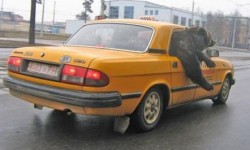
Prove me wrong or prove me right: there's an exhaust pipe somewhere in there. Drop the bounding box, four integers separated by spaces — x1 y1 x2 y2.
34 104 43 110
63 109 73 116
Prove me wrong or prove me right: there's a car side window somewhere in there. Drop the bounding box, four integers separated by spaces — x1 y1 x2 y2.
169 29 184 57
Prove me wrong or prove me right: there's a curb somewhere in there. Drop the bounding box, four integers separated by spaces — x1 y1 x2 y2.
214 46 250 53
0 46 18 48
0 79 4 89
234 65 250 71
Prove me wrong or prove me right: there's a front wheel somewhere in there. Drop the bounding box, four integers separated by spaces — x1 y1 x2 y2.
212 76 231 104
131 87 164 132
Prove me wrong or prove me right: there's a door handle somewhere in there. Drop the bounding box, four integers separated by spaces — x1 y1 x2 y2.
172 62 178 68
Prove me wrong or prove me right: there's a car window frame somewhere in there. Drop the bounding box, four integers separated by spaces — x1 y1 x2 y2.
167 27 186 56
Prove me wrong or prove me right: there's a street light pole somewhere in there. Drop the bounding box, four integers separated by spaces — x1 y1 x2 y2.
231 3 250 49
100 0 105 16
231 12 237 49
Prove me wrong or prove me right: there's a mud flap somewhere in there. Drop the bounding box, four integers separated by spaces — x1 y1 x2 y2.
113 116 130 134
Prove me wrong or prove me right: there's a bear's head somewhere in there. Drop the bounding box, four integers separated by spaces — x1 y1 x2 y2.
188 27 216 51
170 27 216 56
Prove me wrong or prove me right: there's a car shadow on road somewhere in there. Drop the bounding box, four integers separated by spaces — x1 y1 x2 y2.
34 100 230 134
26 100 232 149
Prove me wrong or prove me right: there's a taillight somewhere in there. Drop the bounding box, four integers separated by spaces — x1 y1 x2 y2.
62 65 87 85
8 57 22 73
61 65 109 87
85 69 109 87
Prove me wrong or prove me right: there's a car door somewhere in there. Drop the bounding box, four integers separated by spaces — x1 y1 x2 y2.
168 28 196 105
170 56 196 105
194 62 217 99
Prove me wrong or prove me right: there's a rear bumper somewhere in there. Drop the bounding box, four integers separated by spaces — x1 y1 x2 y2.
3 76 122 108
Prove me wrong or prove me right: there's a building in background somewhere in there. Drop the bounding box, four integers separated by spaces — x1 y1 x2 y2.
0 10 66 34
0 11 24 24
103 0 250 49
66 0 206 34
104 0 206 27
0 0 243 49
0 11 29 31
207 15 250 49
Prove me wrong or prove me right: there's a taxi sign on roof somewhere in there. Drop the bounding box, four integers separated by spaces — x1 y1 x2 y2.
140 16 156 21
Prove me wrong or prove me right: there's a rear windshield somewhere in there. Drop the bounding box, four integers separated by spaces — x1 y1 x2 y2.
65 23 154 52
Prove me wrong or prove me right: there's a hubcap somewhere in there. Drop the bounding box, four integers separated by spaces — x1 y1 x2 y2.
222 78 230 99
143 91 161 125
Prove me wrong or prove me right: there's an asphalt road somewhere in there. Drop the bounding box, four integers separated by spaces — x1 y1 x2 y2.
0 48 250 150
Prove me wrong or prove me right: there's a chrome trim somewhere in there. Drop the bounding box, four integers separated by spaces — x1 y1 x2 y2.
171 81 222 92
171 84 197 92
121 92 142 99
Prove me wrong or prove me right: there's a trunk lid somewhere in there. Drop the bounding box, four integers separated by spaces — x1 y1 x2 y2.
11 46 140 67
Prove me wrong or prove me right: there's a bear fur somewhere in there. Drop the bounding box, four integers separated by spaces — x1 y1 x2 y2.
169 27 216 91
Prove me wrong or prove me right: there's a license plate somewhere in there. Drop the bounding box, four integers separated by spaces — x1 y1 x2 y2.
27 62 59 77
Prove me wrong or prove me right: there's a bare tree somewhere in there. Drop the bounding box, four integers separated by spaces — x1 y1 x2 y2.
76 0 94 23
207 11 227 46
207 10 249 48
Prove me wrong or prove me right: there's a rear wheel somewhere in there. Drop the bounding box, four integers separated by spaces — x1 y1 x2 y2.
212 76 231 104
131 87 164 132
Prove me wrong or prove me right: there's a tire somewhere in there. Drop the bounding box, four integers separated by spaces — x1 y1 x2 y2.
131 87 164 132
212 76 231 104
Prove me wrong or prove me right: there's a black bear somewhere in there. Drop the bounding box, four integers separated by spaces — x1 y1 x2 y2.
169 27 216 91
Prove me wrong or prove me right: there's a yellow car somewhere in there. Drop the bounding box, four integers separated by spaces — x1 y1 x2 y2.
3 19 235 132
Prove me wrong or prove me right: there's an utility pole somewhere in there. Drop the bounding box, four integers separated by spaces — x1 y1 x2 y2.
0 0 3 29
40 0 45 37
108 0 112 18
52 1 56 28
84 0 87 23
1 0 3 10
100 0 105 16
29 0 37 44
191 0 194 26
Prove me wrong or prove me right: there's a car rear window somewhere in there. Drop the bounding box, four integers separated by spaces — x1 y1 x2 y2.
65 23 154 52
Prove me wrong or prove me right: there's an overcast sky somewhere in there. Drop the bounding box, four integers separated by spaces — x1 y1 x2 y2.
2 0 250 22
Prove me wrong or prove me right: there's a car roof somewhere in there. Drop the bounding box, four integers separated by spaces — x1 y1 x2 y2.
89 19 184 30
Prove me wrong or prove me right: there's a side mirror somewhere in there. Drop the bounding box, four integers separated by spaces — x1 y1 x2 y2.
206 49 219 57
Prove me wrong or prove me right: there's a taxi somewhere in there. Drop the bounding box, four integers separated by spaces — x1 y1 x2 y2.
3 19 235 132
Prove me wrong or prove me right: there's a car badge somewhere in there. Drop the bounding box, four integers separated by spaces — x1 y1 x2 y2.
60 55 71 63
40 52 45 57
